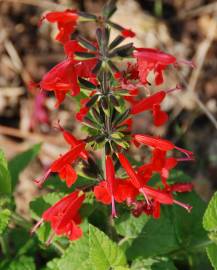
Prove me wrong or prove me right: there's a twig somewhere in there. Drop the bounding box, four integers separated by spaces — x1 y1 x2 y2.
172 2 217 20
0 125 60 145
0 0 68 10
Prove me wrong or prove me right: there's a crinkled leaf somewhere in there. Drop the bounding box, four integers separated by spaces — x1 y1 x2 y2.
115 212 149 239
206 243 217 270
0 150 11 194
131 258 177 270
0 209 11 234
9 144 41 190
4 256 36 270
57 234 91 270
89 224 127 270
203 192 217 232
126 207 179 260
172 192 207 249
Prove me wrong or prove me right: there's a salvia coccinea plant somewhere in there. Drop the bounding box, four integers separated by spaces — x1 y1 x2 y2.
31 0 196 244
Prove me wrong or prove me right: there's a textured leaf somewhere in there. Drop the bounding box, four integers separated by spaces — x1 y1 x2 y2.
131 258 177 270
46 259 61 270
203 192 217 232
115 212 149 239
172 192 207 249
6 256 36 270
206 243 217 270
0 209 11 234
57 235 91 270
126 207 179 260
89 224 127 270
9 144 41 190
0 150 11 194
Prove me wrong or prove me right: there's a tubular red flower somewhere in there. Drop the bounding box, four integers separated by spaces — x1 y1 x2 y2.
131 91 166 114
35 143 86 187
56 123 88 160
169 182 194 193
94 179 138 205
118 153 141 189
31 191 85 242
133 134 174 151
152 104 169 126
40 10 78 44
134 48 176 85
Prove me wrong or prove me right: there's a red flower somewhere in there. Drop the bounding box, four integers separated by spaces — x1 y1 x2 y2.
134 48 176 85
121 28 136 38
35 142 86 187
40 41 96 107
94 179 138 205
133 134 194 162
31 191 85 243
117 152 192 215
131 90 168 126
118 153 142 189
133 134 174 151
40 10 78 44
168 182 193 193
150 148 177 187
94 155 138 217
40 59 80 107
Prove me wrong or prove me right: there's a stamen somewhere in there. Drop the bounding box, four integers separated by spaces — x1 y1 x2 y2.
175 146 195 161
46 232 56 246
177 59 196 68
165 84 182 94
34 168 51 187
111 195 117 218
30 218 43 235
173 199 192 212
139 188 151 206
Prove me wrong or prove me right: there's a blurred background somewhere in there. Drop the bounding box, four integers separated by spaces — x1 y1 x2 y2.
0 0 217 218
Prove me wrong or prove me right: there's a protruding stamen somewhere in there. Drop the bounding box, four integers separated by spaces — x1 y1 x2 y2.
177 59 196 68
30 218 43 235
111 195 117 218
175 146 195 161
34 168 51 187
46 232 56 246
165 84 182 94
139 188 151 206
173 199 192 212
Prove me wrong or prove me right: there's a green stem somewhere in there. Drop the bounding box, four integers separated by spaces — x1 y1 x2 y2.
0 235 9 256
170 239 213 258
11 212 65 254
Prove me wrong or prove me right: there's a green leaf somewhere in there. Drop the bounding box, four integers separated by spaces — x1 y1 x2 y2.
30 192 64 219
206 243 217 270
126 207 179 260
4 256 36 270
8 144 41 190
172 192 207 249
57 235 91 270
115 212 149 239
46 259 61 270
203 192 217 232
131 258 177 270
0 209 11 234
89 224 127 270
0 150 11 194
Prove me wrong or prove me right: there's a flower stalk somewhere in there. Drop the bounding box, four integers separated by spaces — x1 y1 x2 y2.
31 0 196 243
